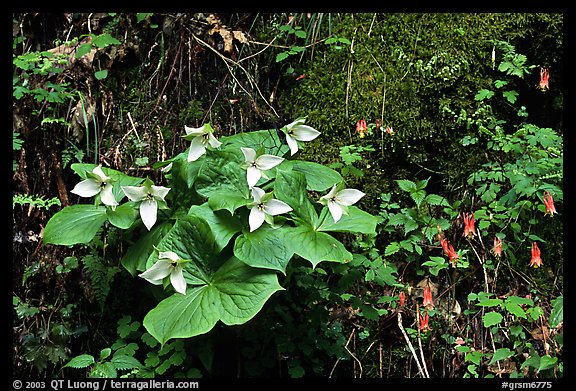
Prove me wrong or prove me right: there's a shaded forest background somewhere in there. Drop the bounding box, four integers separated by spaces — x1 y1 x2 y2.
12 13 563 379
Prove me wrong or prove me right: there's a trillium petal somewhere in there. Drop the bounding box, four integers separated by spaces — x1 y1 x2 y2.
285 135 299 156
184 125 206 137
121 185 148 202
264 199 293 216
292 125 321 141
249 208 266 232
327 201 344 223
92 165 111 182
256 154 284 170
140 199 158 230
247 166 262 188
207 132 223 148
158 250 181 262
336 189 365 206
251 186 266 203
241 147 257 163
188 136 207 161
320 185 338 202
139 260 172 284
170 266 187 295
151 185 170 200
100 184 119 206
71 179 101 198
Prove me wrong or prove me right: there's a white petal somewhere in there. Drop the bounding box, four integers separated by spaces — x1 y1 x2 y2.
207 132 223 148
286 118 306 129
249 208 266 232
292 125 321 141
264 199 293 216
170 266 187 295
336 189 365 206
247 166 262 188
151 185 170 200
188 137 207 161
256 154 284 170
184 125 206 136
158 250 180 262
285 134 299 155
139 260 172 284
320 185 338 202
140 199 158 230
241 147 256 163
92 165 111 181
100 184 119 206
121 185 147 202
328 201 344 223
251 186 266 203
71 179 101 198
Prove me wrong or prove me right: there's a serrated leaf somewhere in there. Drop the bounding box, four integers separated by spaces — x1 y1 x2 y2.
396 179 417 192
504 302 526 319
385 243 400 256
424 194 449 206
111 354 143 370
64 354 95 369
410 190 426 207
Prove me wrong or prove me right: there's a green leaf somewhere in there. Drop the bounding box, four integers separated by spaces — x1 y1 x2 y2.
504 302 526 319
520 355 540 370
483 311 503 327
195 149 249 201
384 243 400 256
538 355 558 371
465 351 484 365
121 221 173 275
207 191 250 214
424 194 449 206
143 257 284 344
276 52 289 62
549 296 563 328
317 206 381 235
274 168 318 225
111 355 143 370
75 43 93 59
475 89 494 101
44 205 108 245
188 203 242 252
64 354 95 369
233 225 295 273
410 190 426 207
106 202 138 229
476 298 503 307
285 225 352 268
100 348 112 360
488 348 514 365
221 129 289 157
290 160 343 191
396 179 417 192
94 69 108 80
92 33 121 48
502 90 519 104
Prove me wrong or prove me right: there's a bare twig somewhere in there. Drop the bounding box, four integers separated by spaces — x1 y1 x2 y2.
397 312 427 378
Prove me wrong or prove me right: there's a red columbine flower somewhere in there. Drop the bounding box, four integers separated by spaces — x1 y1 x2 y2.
385 126 394 135
529 242 543 268
441 238 460 266
399 291 406 307
422 286 434 309
493 237 503 258
419 310 431 332
539 67 550 91
463 212 476 239
543 191 557 217
355 119 367 138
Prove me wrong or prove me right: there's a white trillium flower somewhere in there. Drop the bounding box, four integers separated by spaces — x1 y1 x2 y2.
139 250 188 295
241 147 285 188
183 124 223 162
283 118 321 156
122 180 171 230
319 184 365 223
248 186 293 232
71 165 118 206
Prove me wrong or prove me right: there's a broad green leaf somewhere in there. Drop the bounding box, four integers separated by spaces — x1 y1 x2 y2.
195 149 249 200
143 257 284 344
233 225 295 273
483 311 503 327
111 355 143 370
538 355 558 371
424 194 449 206
44 204 108 245
317 206 381 235
290 160 343 191
488 348 514 365
64 354 95 368
100 348 112 360
92 33 121 48
106 201 138 229
549 296 563 328
370 263 398 287
94 69 108 80
220 129 289 156
285 225 352 268
504 302 526 319
274 169 318 225
465 351 484 365
207 191 250 214
188 203 242 251
121 221 172 275
476 298 503 307
396 179 417 192
520 355 540 370
75 43 93 59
